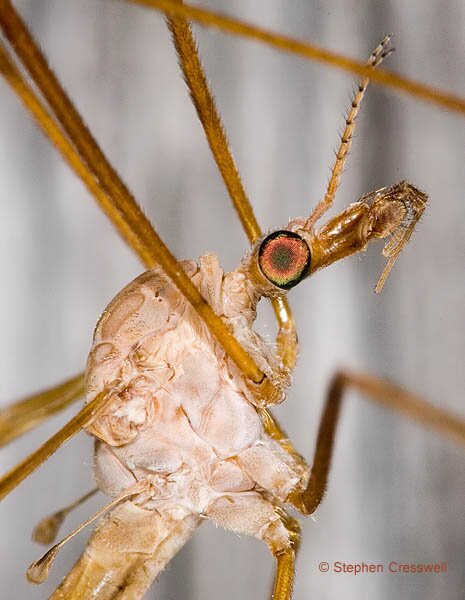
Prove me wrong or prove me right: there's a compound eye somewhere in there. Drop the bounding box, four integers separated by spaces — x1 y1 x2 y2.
258 230 311 290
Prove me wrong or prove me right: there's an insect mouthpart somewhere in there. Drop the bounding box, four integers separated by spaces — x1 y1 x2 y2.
258 230 311 290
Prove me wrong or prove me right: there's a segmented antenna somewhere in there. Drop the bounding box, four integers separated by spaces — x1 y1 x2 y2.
307 35 394 228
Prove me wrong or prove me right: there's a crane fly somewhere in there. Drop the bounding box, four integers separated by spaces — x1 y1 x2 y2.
1 2 463 598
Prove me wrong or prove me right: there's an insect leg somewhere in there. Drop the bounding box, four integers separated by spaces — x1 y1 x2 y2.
0 389 110 501
167 6 298 372
0 373 84 447
273 547 297 600
167 5 259 243
287 370 465 516
0 41 154 262
126 0 465 115
0 1 269 389
0 1 154 268
206 493 300 600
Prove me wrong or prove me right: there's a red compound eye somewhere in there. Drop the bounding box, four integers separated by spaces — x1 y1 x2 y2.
258 231 311 289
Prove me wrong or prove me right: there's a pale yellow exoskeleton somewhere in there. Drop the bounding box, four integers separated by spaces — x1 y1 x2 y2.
0 2 464 599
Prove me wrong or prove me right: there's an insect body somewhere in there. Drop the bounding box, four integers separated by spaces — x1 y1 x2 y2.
38 176 426 597
59 257 304 596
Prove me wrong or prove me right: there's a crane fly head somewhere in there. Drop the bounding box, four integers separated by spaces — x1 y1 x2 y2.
248 182 428 297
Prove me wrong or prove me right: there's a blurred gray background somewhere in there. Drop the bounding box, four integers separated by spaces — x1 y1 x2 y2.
0 1 464 599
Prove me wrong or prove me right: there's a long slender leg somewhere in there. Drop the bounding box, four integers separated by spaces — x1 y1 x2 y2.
206 493 300 600
124 0 465 115
0 1 283 499
273 549 296 600
0 389 110 501
0 373 84 447
288 370 465 516
0 2 272 388
167 5 259 243
0 42 123 466
307 36 393 227
0 64 290 456
167 6 298 372
0 43 156 264
0 34 170 443
0 2 288 450
0 0 156 268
